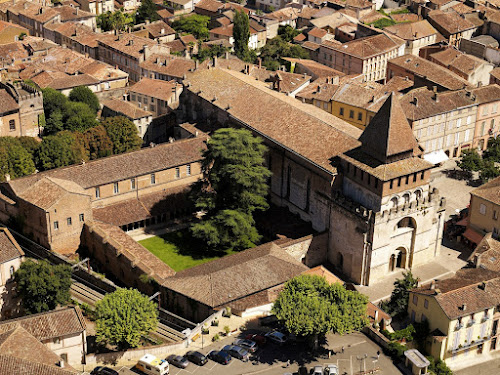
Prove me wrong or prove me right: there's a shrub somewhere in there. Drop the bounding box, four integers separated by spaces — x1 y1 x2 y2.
212 333 220 342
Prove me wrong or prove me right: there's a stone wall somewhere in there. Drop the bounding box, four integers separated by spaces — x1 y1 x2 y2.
281 232 328 267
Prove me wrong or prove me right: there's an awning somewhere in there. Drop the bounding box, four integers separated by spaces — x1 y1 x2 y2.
456 216 469 226
424 150 449 165
463 228 484 244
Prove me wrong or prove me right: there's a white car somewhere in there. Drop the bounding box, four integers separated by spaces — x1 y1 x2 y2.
265 331 288 345
312 365 323 375
325 364 339 375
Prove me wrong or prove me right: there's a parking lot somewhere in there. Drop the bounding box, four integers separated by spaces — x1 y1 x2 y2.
118 331 402 375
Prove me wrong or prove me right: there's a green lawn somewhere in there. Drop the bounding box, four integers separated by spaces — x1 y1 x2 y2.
138 230 236 272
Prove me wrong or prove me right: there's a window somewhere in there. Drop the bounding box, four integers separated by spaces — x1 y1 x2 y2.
67 217 72 226
390 180 393 189
79 213 84 222
421 313 427 322
95 187 100 198
131 178 135 189
466 116 471 125
9 120 15 131
424 299 429 309
339 107 344 116
10 265 15 277
186 164 191 176
456 118 462 128
357 112 362 121
465 129 470 141
175 167 180 178
150 173 156 184
494 210 498 220
480 203 487 215
54 221 59 230
413 295 418 305
349 110 354 119
113 182 119 194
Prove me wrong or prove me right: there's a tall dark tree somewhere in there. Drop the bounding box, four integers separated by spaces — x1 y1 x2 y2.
69 86 100 115
172 14 210 40
484 137 500 162
0 137 36 181
190 128 271 250
278 25 300 42
480 160 500 182
136 0 160 24
83 125 114 160
380 271 419 318
37 131 86 171
101 116 142 154
259 36 309 70
64 102 99 132
14 259 72 314
457 149 483 173
233 10 251 61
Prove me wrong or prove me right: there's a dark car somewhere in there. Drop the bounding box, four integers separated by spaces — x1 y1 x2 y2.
186 351 208 366
222 345 250 362
90 367 119 375
208 350 232 365
245 333 267 346
167 355 189 369
233 338 258 353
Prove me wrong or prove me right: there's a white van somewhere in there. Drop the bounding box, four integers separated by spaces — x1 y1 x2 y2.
136 354 169 375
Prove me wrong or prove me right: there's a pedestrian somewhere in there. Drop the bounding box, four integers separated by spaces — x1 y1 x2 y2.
286 360 290 368
328 350 331 359
342 346 345 354
376 350 380 359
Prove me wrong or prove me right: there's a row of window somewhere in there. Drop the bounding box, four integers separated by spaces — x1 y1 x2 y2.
95 165 191 198
478 203 499 220
339 107 363 122
482 103 498 116
54 214 84 230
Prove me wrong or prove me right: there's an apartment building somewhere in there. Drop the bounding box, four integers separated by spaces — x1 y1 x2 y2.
317 33 405 82
471 85 500 151
75 0 114 15
408 269 500 369
128 78 183 117
209 24 260 50
383 20 438 56
101 98 153 141
467 176 500 245
427 10 477 47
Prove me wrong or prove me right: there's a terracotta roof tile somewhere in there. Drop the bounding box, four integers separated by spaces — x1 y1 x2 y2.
428 10 476 35
384 20 437 40
430 48 490 76
471 175 500 205
195 0 223 12
468 233 500 272
321 33 404 59
140 55 195 78
0 228 23 264
102 98 152 119
283 58 346 79
0 89 18 114
0 354 77 375
308 27 327 38
129 77 181 102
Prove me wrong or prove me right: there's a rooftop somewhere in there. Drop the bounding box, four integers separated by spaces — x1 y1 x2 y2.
471 174 500 205
102 98 152 119
383 20 437 41
321 33 404 59
0 227 24 264
283 58 346 79
427 10 477 35
430 48 491 76
129 78 181 102
468 232 500 272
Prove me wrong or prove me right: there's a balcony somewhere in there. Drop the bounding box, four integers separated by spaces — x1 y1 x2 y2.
450 336 491 354
467 320 476 327
482 315 490 323
455 323 464 331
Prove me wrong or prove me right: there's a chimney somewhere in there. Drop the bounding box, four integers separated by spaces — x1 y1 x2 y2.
5 174 10 182
432 86 439 102
430 280 436 290
462 303 467 311
479 281 487 290
374 309 379 322
412 97 418 107
213 55 218 68
318 86 322 93
75 7 79 15
161 28 165 34
143 44 149 60
258 57 262 69
58 360 65 368
129 39 134 46
195 59 199 70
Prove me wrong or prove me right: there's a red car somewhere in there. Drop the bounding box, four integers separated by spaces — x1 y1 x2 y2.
245 333 267 346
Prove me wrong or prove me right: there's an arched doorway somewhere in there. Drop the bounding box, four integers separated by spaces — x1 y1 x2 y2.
389 254 396 272
396 247 407 268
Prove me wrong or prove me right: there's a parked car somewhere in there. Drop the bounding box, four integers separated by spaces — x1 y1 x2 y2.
312 365 324 375
324 364 339 375
265 331 288 345
245 333 267 346
186 351 208 366
233 338 258 353
91 367 118 375
222 345 250 362
259 315 279 327
208 350 232 365
167 355 188 369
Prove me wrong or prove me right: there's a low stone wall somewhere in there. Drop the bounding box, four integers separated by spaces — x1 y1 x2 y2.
363 326 391 350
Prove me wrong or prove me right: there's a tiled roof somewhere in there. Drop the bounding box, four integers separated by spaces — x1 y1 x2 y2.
266 7 300 21
471 175 500 204
301 40 321 51
296 78 338 102
390 13 420 23
427 10 476 35
0 89 18 114
468 232 500 272
31 71 100 90
0 227 24 264
185 68 361 173
430 48 490 76
143 20 175 38
6 136 208 191
283 58 346 79
0 307 86 341
272 71 311 94
89 221 175 282
97 33 158 59
411 268 500 319
308 27 327 38
491 67 500 81
162 242 309 307
0 354 77 375
388 54 470 91
195 0 223 12
321 33 404 59
157 9 174 19
383 20 437 40
129 77 181 102
359 93 418 161
346 0 372 8
471 84 500 104
55 5 94 21
102 98 152 119
140 55 195 78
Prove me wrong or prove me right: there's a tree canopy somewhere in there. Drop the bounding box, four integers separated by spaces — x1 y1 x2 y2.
69 86 100 115
190 128 271 250
278 25 300 42
82 125 114 160
259 36 309 70
136 0 160 24
37 131 86 170
64 101 99 132
14 259 72 314
196 44 229 62
457 149 483 173
95 288 159 348
380 271 419 318
233 10 252 62
0 137 36 181
101 116 142 154
273 275 369 339
97 10 134 32
172 14 210 40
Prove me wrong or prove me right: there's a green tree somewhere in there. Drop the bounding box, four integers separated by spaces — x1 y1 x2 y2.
380 271 419 318
64 102 98 132
95 288 159 348
233 10 251 62
457 149 483 173
273 275 368 344
42 88 68 124
69 86 100 115
37 131 86 170
196 44 229 62
14 259 72 314
427 356 453 375
278 25 300 42
484 137 500 162
190 128 271 250
97 10 134 32
259 36 309 70
83 125 114 160
0 137 36 181
136 0 160 24
101 116 142 154
480 160 500 182
44 110 65 134
172 14 210 40
18 136 41 160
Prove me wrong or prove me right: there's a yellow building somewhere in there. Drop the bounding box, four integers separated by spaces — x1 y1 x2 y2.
408 269 500 370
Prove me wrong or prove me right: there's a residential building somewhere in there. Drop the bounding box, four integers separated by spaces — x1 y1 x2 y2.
468 232 500 272
471 84 500 151
140 55 195 83
491 67 500 85
296 77 338 114
0 136 207 252
75 0 114 15
209 24 260 50
0 81 43 137
163 0 194 15
0 228 24 319
114 0 140 11
408 269 500 369
427 10 477 47
97 33 170 82
429 48 494 87
284 57 346 80
43 21 101 59
128 78 183 117
387 54 470 91
307 27 332 44
263 7 299 28
467 176 500 245
383 20 438 56
460 35 500 62
101 98 153 141
0 306 87 365
132 20 176 43
0 20 28 44
317 33 405 82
